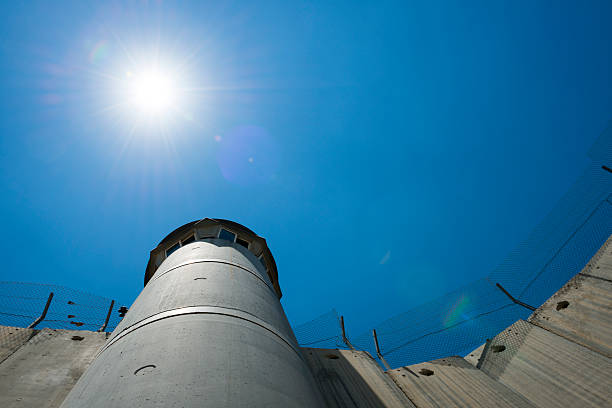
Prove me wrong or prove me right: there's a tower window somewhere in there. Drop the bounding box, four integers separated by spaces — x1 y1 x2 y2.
236 238 249 248
218 228 236 243
259 255 267 270
166 242 180 257
182 235 195 246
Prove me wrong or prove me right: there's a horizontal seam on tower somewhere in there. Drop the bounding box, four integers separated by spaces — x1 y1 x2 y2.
98 305 303 360
110 303 272 343
150 258 276 294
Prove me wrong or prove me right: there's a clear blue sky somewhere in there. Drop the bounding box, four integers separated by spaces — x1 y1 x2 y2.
0 1 610 335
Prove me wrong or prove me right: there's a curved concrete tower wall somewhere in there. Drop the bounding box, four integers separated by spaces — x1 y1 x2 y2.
60 225 324 407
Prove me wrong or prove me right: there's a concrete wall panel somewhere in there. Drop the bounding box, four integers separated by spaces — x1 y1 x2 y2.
582 235 612 281
0 328 107 408
479 319 612 408
463 343 486 367
0 326 36 363
388 356 535 408
301 348 414 408
528 274 612 357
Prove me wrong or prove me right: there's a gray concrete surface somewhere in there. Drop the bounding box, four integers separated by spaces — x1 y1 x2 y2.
0 231 609 408
528 273 612 357
0 328 107 408
62 313 325 408
464 343 486 367
0 326 36 364
479 319 612 408
301 347 414 407
388 356 535 408
582 234 612 281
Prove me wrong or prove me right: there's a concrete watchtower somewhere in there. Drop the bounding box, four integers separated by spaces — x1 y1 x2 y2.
60 218 325 407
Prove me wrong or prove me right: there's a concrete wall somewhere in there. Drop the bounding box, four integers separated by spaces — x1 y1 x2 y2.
0 327 107 408
387 356 535 408
1 234 610 408
582 234 612 281
0 326 37 364
528 273 611 356
478 319 611 408
384 235 612 408
463 343 486 367
301 347 413 407
528 236 612 357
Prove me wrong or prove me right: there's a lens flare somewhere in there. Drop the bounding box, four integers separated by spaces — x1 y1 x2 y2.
443 294 470 328
216 125 280 186
89 40 111 65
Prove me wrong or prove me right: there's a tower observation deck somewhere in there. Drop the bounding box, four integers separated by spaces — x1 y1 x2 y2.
60 218 325 407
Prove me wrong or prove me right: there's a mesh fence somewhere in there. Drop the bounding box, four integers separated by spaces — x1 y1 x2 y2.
292 309 349 349
0 281 124 333
294 124 612 368
1 125 611 370
477 319 537 381
344 125 612 368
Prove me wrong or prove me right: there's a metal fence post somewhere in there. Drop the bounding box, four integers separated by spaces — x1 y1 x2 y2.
340 316 355 350
372 329 391 370
28 292 54 329
495 283 536 311
476 338 492 369
98 300 115 332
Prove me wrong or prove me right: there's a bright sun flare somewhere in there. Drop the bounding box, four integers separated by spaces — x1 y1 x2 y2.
128 70 178 115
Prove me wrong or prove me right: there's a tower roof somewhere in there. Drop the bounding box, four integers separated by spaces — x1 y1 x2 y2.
144 218 281 297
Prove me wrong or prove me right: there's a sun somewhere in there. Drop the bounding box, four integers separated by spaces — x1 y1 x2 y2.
127 70 178 115
105 61 191 134
97 53 197 133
